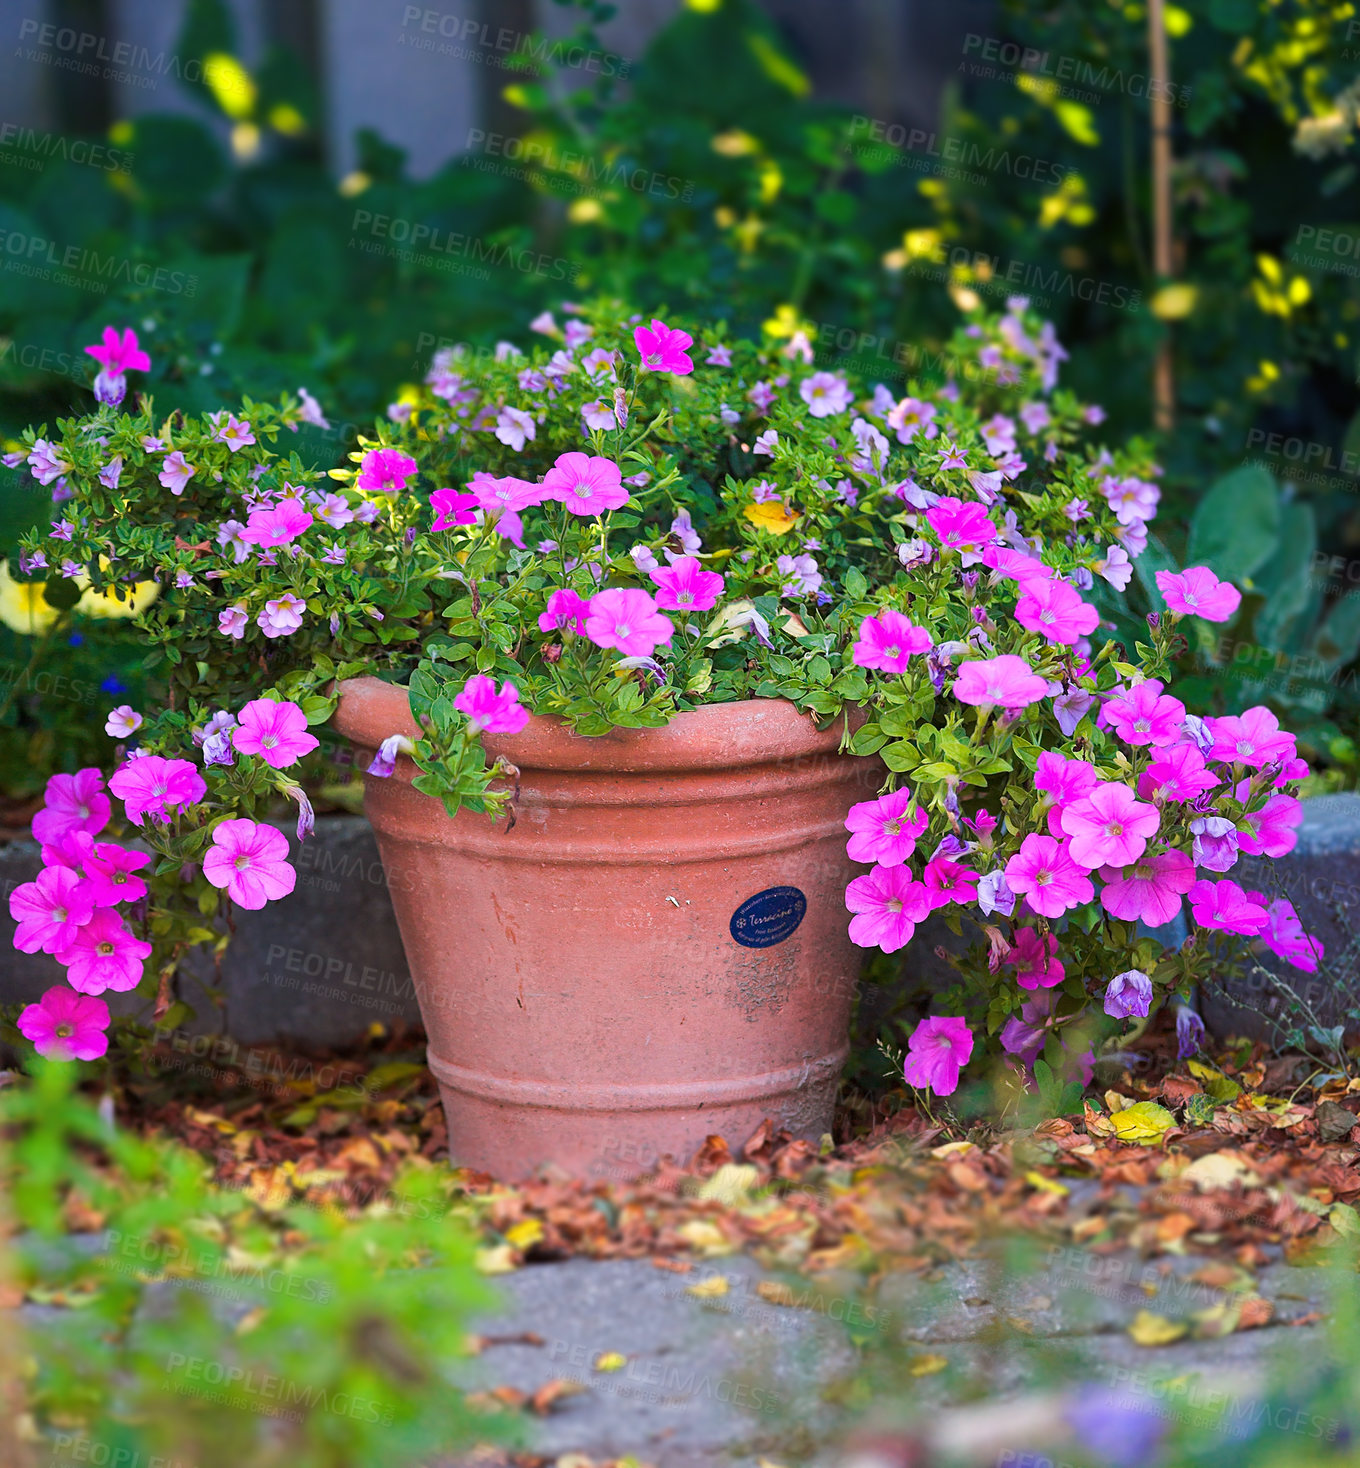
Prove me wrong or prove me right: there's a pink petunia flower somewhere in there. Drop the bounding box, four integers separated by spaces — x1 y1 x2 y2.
953 655 1049 709
1236 786 1303 858
585 588 674 657
84 843 152 906
647 557 725 613
1058 783 1160 870
105 706 142 739
9 867 96 954
40 829 95 871
538 587 592 636
430 488 479 530
852 609 933 673
845 787 929 866
925 498 998 556
257 593 306 639
32 769 110 844
1103 679 1186 748
542 452 629 517
56 908 152 994
1000 992 1055 1066
1098 849 1195 926
469 472 543 548
799 372 854 417
633 319 694 375
981 544 1051 587
213 414 255 452
1035 752 1100 805
108 755 206 826
203 819 297 910
887 397 938 444
1005 833 1095 918
922 858 979 908
1008 927 1064 989
219 603 248 640
902 1015 974 1096
18 986 111 1061
232 699 320 769
239 500 313 548
1103 475 1160 525
1155 566 1242 623
1138 743 1219 804
158 451 195 496
453 675 529 735
1205 706 1295 770
1013 578 1100 646
1187 878 1270 936
845 865 934 952
357 448 418 492
85 325 151 376
1252 895 1324 972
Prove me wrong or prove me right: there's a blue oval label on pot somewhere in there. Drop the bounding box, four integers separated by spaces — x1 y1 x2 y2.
730 886 807 948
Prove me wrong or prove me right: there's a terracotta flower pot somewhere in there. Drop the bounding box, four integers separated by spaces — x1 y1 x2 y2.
331 675 881 1181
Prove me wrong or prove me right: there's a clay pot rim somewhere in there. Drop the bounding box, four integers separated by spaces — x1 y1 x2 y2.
332 674 861 773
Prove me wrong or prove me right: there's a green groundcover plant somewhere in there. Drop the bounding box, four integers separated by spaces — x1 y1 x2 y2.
0 297 1327 1103
1 1060 505 1466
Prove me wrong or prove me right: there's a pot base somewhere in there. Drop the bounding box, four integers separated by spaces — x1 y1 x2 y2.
427 1045 847 1180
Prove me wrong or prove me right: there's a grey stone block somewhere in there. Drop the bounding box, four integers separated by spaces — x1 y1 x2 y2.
1201 793 1360 1045
214 815 421 1048
1 816 418 1051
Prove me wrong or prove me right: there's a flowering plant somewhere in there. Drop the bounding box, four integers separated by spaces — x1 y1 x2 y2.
3 303 1322 1103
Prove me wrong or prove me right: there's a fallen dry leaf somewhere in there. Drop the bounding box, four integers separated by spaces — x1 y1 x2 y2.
1128 1310 1189 1347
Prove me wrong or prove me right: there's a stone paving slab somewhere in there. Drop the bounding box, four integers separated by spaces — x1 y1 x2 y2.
15 1244 1344 1467
458 1254 1339 1466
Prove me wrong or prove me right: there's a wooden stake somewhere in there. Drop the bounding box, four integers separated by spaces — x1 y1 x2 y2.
1149 0 1175 432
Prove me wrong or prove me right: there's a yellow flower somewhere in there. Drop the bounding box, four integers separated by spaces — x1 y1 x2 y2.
77 576 159 620
743 501 801 534
0 561 60 635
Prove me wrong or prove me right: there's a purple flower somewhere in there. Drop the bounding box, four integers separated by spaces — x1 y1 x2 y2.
1180 713 1215 756
1065 1388 1166 1468
1176 1006 1206 1059
202 730 235 766
28 439 70 486
975 869 1016 917
1103 970 1152 1019
285 785 315 841
1190 814 1240 872
1052 687 1096 737
367 734 414 778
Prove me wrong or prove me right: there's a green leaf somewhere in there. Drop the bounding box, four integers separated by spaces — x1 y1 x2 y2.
880 740 920 772
1186 465 1280 583
1208 0 1256 30
1315 591 1360 669
1133 531 1180 612
1253 502 1317 651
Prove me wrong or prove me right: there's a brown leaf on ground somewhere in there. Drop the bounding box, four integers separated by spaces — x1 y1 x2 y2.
530 1379 588 1415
